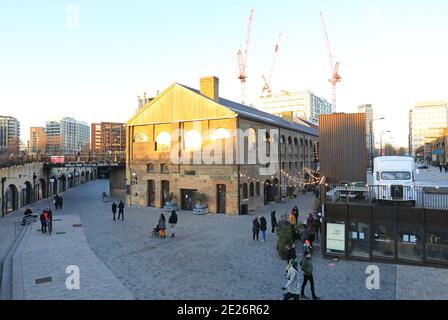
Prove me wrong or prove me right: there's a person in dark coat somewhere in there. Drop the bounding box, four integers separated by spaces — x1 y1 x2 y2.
117 201 125 220
293 206 299 225
53 194 59 210
58 196 63 210
286 242 297 262
259 216 267 241
111 202 117 221
46 208 53 235
252 217 260 241
306 214 317 246
168 210 178 238
300 252 320 300
271 211 278 233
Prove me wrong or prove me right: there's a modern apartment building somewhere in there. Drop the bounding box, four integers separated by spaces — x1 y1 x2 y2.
358 104 374 168
45 117 90 154
91 122 126 154
409 101 448 157
0 116 20 154
29 127 47 154
257 90 332 125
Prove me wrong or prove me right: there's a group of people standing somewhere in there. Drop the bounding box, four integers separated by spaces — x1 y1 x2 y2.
251 210 280 242
439 163 448 173
154 211 178 239
53 194 63 210
282 206 322 300
111 201 125 221
39 208 53 234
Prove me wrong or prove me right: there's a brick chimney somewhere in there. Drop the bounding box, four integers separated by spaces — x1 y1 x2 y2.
200 76 219 102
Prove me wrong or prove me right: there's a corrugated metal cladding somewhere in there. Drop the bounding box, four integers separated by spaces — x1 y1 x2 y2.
318 113 367 184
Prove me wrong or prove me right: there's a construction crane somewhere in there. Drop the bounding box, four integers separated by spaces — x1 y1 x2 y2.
262 33 282 95
320 11 341 112
237 9 254 105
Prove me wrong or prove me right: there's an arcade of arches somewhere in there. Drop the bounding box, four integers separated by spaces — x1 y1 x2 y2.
1 163 98 216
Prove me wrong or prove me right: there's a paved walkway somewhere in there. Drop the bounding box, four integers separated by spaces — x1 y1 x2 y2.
20 214 133 299
2 179 448 299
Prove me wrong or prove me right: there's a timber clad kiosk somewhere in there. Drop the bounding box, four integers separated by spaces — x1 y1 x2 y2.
322 202 448 267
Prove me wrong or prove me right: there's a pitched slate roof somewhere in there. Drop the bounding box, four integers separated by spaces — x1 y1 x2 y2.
179 84 318 137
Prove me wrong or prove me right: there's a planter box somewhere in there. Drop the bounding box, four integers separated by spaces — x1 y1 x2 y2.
193 207 208 215
163 203 178 212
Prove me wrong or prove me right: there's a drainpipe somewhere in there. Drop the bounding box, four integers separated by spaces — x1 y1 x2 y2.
1 177 6 217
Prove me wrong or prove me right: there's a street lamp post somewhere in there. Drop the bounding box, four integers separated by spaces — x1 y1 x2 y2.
380 130 391 156
370 117 385 169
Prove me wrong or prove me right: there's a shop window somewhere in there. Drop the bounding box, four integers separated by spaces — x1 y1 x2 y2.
426 229 448 263
348 222 369 258
398 226 423 262
371 224 395 258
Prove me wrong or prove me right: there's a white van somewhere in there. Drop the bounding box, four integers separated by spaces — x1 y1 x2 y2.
373 156 416 203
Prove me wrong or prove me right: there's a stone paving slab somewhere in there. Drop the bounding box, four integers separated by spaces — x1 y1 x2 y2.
20 214 134 300
396 265 448 300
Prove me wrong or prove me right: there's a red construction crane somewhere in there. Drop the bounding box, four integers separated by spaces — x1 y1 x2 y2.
262 33 282 95
320 11 341 112
237 9 254 105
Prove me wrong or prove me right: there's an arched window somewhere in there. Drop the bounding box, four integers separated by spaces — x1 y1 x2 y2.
250 182 255 197
134 132 148 143
146 163 155 173
242 183 248 200
305 139 309 147
289 162 292 170
287 136 292 145
300 138 303 146
160 163 169 173
155 132 171 151
265 132 271 156
211 128 230 140
248 128 256 152
184 130 202 151
281 135 286 144
256 182 260 196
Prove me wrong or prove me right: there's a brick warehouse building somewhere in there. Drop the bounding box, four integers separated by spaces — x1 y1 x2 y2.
126 76 318 215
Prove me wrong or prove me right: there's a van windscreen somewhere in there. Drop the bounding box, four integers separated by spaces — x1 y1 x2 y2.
380 171 411 180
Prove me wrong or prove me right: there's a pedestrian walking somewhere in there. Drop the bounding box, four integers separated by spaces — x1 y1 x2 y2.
40 210 48 233
306 214 317 246
271 211 278 233
303 239 313 257
53 194 59 210
259 216 267 241
252 217 260 241
282 260 301 300
315 212 322 242
117 200 125 220
440 164 443 173
158 214 166 239
300 252 320 300
111 202 117 221
47 208 53 235
293 206 299 225
168 210 178 238
58 196 63 210
289 210 296 226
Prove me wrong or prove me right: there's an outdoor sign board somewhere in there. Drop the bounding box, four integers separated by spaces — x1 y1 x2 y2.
50 156 65 164
326 223 345 251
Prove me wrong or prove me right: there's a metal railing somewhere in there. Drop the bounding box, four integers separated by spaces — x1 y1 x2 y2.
323 183 448 210
0 152 125 168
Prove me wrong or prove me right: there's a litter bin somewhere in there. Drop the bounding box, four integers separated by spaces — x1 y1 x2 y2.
240 204 248 215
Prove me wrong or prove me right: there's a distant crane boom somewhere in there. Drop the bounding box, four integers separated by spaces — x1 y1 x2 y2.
319 11 341 112
237 9 254 105
262 33 282 94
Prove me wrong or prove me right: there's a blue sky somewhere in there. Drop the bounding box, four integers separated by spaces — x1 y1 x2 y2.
1 0 448 147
